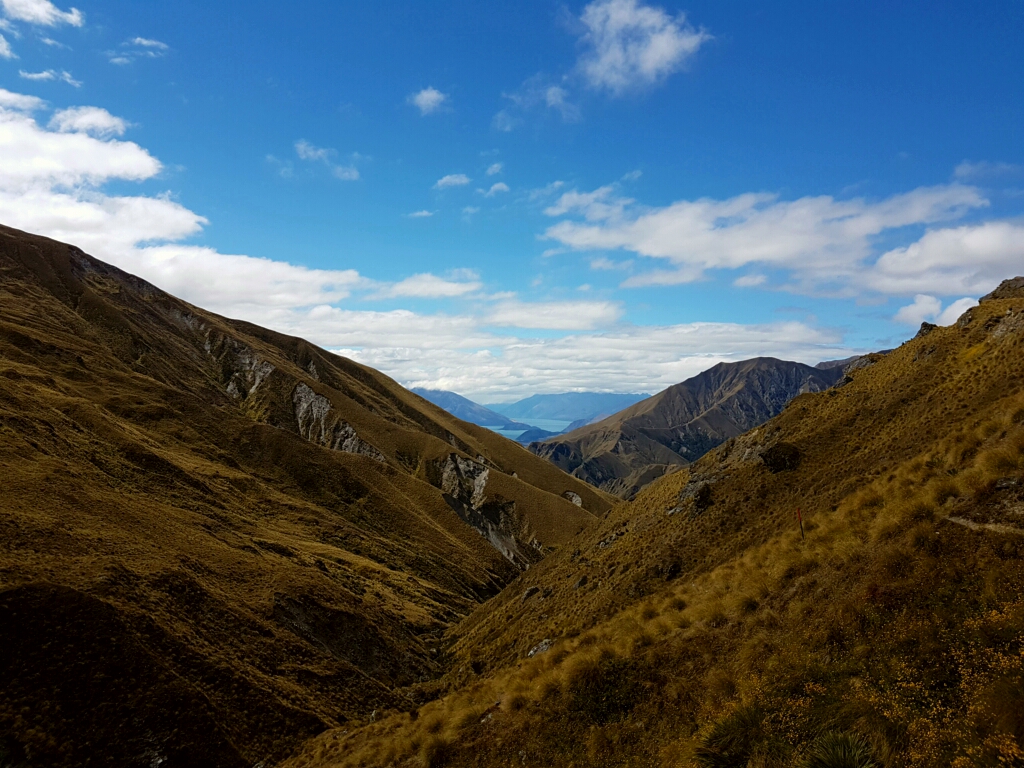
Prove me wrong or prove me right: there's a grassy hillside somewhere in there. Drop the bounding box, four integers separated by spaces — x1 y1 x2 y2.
285 280 1024 767
0 225 613 768
531 358 842 498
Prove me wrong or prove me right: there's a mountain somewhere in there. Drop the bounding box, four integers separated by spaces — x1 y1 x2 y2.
409 388 530 431
486 392 651 422
286 278 1024 768
0 225 613 768
530 358 844 498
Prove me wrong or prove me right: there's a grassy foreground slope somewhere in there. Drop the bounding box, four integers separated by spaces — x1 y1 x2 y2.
0 225 611 768
287 279 1024 767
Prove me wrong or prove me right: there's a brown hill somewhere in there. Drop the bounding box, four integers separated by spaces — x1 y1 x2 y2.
0 225 613 768
531 358 843 498
286 279 1024 767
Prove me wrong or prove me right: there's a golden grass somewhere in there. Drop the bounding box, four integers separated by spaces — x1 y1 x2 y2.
284 293 1024 768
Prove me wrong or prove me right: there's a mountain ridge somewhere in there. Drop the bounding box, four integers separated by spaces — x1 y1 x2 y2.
530 357 844 498
0 224 613 767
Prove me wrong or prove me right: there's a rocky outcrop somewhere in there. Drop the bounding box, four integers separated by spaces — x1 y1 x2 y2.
981 276 1024 302
436 454 541 570
292 383 386 462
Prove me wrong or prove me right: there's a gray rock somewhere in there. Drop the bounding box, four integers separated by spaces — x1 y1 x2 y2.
522 586 539 602
527 638 552 657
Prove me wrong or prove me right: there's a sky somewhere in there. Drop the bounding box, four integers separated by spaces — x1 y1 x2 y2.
1 0 1022 401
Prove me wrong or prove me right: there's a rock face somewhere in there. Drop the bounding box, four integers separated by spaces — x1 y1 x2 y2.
293 383 386 462
437 454 542 569
981 276 1024 301
530 358 843 498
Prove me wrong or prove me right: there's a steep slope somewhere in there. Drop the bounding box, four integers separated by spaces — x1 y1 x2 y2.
410 388 531 431
531 358 843 498
287 279 1024 768
0 225 612 768
487 392 650 422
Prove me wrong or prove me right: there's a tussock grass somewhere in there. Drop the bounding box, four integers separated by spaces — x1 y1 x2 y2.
285 297 1024 767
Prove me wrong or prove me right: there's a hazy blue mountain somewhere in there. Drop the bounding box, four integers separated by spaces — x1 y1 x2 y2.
411 388 531 430
486 393 651 423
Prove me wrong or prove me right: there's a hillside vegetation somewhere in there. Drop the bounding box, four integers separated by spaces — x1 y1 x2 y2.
0 225 613 768
531 358 843 498
286 279 1024 767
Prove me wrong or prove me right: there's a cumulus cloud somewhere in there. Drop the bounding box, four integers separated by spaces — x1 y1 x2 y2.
49 106 128 137
543 182 991 295
0 88 863 401
294 139 359 181
335 319 849 401
129 36 168 50
867 222 1024 296
19 68 80 86
434 173 470 189
486 162 503 176
483 182 509 197
0 32 14 58
0 87 43 110
486 299 623 330
374 272 482 299
953 160 1023 180
406 210 434 218
1 0 82 26
408 86 447 115
894 295 977 327
577 0 710 93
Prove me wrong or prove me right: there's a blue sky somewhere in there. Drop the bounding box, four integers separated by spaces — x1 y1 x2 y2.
1 0 1022 400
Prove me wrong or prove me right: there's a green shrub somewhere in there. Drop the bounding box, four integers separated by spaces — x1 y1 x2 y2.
693 704 765 768
801 732 877 768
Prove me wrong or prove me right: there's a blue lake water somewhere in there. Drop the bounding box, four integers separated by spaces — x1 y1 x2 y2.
489 419 574 441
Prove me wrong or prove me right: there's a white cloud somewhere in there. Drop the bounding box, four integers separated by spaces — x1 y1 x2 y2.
486 299 623 330
867 221 1024 296
49 106 128 137
954 160 1023 180
129 36 168 50
894 294 942 326
0 88 863 401
577 0 710 93
462 206 480 215
375 273 482 299
19 68 80 86
0 87 42 110
434 173 470 189
590 256 632 270
1 0 82 26
336 319 849 401
294 139 359 181
108 56 130 65
0 32 14 58
406 210 434 218
0 102 158 188
408 86 447 115
484 182 509 197
894 294 978 327
621 169 642 181
40 36 67 48
495 75 581 129
543 183 989 294
486 162 503 176
734 273 767 288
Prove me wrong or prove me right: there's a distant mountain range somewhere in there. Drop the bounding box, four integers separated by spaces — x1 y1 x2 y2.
485 392 651 422
410 388 532 431
530 358 845 498
414 390 651 444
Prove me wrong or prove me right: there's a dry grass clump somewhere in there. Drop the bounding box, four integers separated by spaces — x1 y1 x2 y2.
285 300 1024 768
